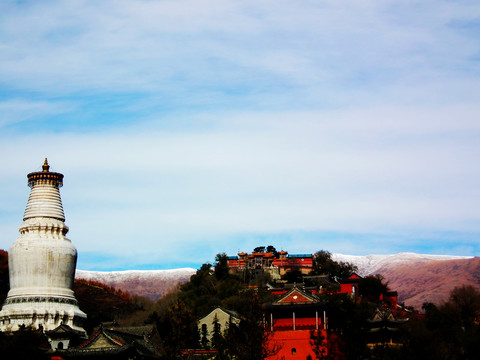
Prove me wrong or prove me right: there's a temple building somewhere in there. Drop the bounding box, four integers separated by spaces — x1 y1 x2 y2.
264 286 328 359
54 323 162 359
366 306 408 350
227 250 314 280
0 159 86 337
197 307 241 344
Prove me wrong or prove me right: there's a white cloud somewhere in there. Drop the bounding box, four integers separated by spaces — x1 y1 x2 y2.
1 104 479 267
0 0 478 105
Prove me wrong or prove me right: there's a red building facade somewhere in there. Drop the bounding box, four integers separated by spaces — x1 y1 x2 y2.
227 251 313 277
264 286 328 360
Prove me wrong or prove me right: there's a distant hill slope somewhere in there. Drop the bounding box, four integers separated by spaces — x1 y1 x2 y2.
74 279 140 333
75 268 196 301
333 253 479 309
332 252 472 276
375 257 480 310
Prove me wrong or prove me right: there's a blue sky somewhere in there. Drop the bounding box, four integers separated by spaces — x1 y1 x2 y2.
0 0 479 270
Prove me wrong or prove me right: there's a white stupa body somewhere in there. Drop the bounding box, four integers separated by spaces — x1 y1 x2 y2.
0 160 86 334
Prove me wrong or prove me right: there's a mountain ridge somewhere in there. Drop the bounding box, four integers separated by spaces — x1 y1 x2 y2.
75 253 478 309
331 252 472 276
76 268 195 301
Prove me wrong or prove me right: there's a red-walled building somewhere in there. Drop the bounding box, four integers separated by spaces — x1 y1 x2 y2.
338 272 361 296
264 286 328 360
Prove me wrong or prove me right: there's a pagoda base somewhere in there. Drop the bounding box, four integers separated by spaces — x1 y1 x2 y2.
0 297 86 335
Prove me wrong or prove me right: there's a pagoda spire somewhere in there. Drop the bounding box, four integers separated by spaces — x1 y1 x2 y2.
42 158 49 172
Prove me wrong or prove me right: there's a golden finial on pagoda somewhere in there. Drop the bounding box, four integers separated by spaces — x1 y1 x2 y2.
42 158 49 172
27 158 63 188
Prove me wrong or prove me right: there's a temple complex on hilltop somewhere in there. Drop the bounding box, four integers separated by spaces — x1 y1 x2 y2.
0 159 86 342
227 250 314 279
222 248 407 358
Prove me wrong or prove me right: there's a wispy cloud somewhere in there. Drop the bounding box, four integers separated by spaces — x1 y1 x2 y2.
1 1 479 104
0 99 74 127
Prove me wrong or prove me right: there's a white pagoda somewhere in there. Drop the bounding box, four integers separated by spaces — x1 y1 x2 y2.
0 159 86 335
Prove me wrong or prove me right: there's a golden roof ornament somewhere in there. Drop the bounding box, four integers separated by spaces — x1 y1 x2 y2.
42 158 50 172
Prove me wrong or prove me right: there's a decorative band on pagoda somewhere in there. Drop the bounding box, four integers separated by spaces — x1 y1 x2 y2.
27 172 64 188
3 296 78 306
26 158 64 188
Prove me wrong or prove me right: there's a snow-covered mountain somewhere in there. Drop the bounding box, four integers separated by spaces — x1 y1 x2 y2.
75 268 196 301
332 253 478 309
75 253 478 309
76 268 196 283
331 252 472 276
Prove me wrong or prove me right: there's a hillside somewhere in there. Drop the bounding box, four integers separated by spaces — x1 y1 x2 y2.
333 253 479 309
375 257 480 309
73 279 142 333
332 252 471 276
0 250 8 306
75 268 195 301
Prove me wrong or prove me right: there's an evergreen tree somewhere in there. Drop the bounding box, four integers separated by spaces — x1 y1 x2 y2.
200 323 209 349
312 250 358 279
214 253 230 280
224 289 280 360
155 299 199 359
253 246 266 253
358 275 389 302
266 245 278 257
212 314 222 349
